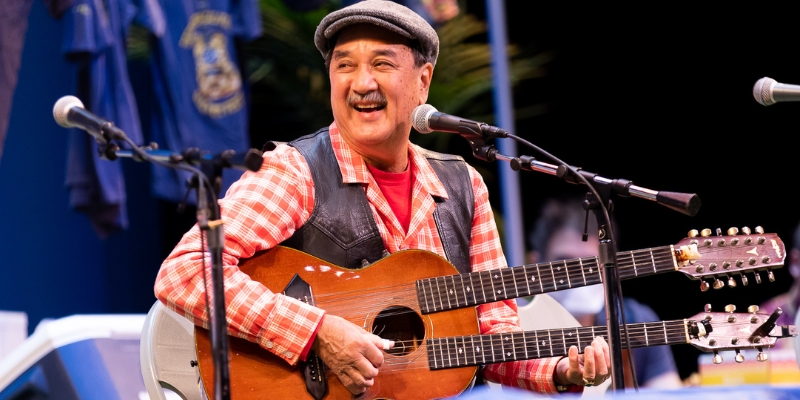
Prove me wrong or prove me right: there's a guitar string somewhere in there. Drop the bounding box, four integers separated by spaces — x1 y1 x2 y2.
379 329 695 371
374 320 770 372
302 245 773 318
308 250 677 313
311 255 756 318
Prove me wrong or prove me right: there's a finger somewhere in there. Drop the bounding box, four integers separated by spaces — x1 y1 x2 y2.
368 333 395 351
592 337 609 378
336 371 364 395
362 335 387 368
567 345 581 384
583 344 596 381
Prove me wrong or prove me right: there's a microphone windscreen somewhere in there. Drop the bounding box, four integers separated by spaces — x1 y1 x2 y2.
53 95 84 127
753 77 776 106
411 104 437 134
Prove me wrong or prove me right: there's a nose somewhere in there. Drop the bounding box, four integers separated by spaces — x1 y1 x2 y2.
352 65 379 94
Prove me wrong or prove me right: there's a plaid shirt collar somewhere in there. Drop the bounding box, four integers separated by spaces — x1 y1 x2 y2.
329 122 450 200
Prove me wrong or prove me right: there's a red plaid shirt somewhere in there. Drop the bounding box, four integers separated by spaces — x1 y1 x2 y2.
154 123 562 393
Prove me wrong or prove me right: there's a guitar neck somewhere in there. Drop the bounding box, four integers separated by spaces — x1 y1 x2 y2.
417 245 677 314
426 319 689 370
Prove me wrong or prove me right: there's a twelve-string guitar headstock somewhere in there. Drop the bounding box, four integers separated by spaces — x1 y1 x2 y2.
673 226 785 292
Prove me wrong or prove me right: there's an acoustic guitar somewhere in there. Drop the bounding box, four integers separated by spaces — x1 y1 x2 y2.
195 230 789 399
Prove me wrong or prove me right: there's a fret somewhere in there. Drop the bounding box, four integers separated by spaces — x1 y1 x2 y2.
442 276 453 311
448 275 461 309
465 273 476 306
564 260 572 288
487 333 498 363
427 338 439 369
509 267 520 299
547 329 553 358
643 322 649 347
560 328 567 355
630 250 638 276
445 337 454 368
477 270 488 305
522 265 533 295
549 262 557 292
434 276 445 312
489 269 503 301
532 329 540 358
579 258 587 286
650 250 657 274
522 330 529 360
458 336 467 366
535 263 544 294
417 280 431 314
662 321 669 345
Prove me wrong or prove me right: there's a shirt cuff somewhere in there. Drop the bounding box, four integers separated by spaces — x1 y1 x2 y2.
300 314 324 361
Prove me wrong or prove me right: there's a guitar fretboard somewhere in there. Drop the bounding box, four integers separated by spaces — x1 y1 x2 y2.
426 319 689 370
417 246 676 314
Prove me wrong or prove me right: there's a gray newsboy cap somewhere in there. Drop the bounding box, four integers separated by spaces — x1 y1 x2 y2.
314 0 439 67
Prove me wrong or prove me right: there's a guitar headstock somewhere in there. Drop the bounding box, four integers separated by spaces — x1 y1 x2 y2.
687 304 798 364
673 226 785 291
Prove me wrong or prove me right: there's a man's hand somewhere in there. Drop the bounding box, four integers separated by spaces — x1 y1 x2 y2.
312 315 393 395
555 336 611 388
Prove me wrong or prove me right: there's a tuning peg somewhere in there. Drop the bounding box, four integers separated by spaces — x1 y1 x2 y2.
716 228 723 236
712 351 723 364
741 226 751 235
735 350 745 363
704 304 713 312
727 275 737 288
725 304 736 312
741 274 749 286
700 281 710 292
700 228 712 237
754 272 762 284
757 348 768 362
713 278 725 290
727 227 739 236
688 229 699 238
767 269 775 282
755 226 764 234
748 305 760 313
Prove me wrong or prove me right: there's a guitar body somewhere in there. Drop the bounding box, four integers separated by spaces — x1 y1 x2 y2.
195 246 480 400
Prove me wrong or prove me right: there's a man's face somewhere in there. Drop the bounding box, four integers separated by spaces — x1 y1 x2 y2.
329 24 432 167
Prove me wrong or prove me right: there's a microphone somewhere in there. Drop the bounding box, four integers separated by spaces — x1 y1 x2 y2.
753 77 800 106
53 95 126 144
411 104 509 138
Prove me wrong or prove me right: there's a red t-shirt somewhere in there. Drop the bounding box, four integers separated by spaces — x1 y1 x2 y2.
365 163 413 233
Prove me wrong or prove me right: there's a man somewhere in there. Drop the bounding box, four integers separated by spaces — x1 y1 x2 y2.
154 0 610 396
525 195 683 389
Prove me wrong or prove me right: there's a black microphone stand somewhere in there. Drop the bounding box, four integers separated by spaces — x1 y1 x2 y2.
450 130 699 392
95 133 263 400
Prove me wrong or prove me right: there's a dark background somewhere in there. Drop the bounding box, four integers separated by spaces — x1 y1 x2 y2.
472 2 800 378
1 0 798 383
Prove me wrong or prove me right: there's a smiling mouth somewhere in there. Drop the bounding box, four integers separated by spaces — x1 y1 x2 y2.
354 104 386 113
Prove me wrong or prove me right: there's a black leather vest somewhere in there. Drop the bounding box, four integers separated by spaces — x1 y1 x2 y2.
277 128 474 273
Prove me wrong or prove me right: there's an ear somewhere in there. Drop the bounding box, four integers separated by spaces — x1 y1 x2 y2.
418 62 433 105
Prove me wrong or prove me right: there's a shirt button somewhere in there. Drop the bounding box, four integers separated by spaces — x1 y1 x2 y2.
265 340 273 348
285 351 294 358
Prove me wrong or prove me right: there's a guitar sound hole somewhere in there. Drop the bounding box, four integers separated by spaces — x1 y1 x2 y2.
372 306 425 356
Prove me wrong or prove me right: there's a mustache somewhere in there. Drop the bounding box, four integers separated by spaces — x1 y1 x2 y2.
346 91 388 107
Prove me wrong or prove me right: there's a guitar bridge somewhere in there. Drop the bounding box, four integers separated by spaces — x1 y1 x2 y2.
284 274 327 400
